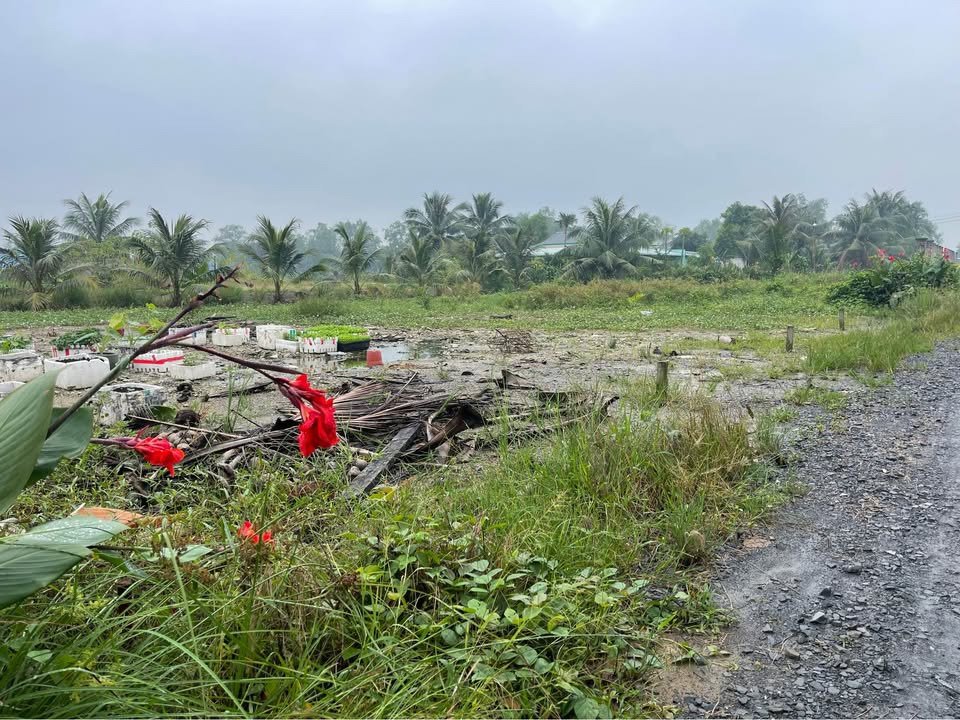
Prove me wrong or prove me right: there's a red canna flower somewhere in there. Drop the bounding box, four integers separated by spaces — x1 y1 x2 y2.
132 436 184 476
275 374 339 456
877 248 886 256
92 435 185 476
888 255 895 262
237 521 273 547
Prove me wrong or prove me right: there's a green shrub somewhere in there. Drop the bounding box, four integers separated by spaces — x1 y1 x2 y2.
94 283 154 308
51 284 92 309
827 252 958 307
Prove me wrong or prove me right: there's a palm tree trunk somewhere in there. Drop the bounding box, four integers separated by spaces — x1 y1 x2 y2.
171 272 181 307
353 272 361 296
274 277 282 303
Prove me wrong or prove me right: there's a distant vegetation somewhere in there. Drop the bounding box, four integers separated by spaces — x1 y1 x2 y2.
0 187 950 310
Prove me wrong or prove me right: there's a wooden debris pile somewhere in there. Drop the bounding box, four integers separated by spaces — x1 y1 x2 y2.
120 370 614 498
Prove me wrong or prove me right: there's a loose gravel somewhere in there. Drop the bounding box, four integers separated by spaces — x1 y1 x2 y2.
677 340 960 718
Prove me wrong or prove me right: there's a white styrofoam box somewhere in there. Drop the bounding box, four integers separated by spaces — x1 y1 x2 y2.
97 382 167 425
212 328 249 347
167 362 217 380
0 381 25 400
256 325 295 350
168 328 208 346
44 356 111 390
131 349 185 374
49 345 96 359
298 337 338 354
0 351 44 383
274 338 299 354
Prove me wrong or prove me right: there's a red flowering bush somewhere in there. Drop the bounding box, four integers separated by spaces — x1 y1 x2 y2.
828 249 959 307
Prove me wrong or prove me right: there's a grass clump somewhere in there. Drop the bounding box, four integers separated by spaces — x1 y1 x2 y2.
784 385 848 412
807 290 960 374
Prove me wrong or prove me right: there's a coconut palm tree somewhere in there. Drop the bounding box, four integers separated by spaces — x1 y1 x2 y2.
557 212 578 245
130 208 209 306
403 192 466 250
566 197 649 280
0 217 84 310
496 226 544 289
826 200 899 267
396 229 448 288
456 193 509 287
240 216 324 303
748 194 801 273
864 189 938 251
334 221 380 295
61 192 139 244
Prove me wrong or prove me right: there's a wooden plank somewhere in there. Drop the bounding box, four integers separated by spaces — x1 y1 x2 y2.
345 424 420 497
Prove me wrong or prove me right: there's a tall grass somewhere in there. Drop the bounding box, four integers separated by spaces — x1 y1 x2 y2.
806 290 960 373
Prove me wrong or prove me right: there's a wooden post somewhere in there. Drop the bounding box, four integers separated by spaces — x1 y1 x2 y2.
839 308 845 331
656 360 669 396
785 325 795 353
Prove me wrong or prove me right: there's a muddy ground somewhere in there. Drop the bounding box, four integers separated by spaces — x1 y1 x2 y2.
658 340 960 718
18 325 849 430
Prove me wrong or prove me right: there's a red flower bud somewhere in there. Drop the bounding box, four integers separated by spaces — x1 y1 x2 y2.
132 436 184 476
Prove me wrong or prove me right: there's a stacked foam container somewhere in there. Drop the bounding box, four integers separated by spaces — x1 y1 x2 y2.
298 336 338 354
97 383 168 425
168 328 208 346
43 355 111 389
131 349 185 374
256 325 295 350
211 327 250 347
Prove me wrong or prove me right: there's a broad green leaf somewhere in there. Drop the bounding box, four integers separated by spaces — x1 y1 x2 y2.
150 405 178 422
8 516 127 546
0 544 90 608
0 516 128 608
176 544 212 563
0 373 56 514
28 408 93 485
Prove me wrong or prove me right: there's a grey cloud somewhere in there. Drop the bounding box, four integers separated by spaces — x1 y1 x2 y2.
2 0 958 243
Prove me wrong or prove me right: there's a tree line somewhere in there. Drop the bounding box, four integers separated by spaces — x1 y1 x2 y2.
0 188 944 309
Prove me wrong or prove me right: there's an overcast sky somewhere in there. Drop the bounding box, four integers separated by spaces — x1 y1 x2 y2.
2 0 959 244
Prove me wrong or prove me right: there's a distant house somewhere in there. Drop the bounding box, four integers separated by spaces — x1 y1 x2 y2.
916 238 957 262
532 231 577 256
532 232 698 266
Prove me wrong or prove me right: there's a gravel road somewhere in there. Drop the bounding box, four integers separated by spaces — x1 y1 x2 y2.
678 340 960 718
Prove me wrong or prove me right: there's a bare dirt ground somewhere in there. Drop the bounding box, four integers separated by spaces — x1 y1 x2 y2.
662 340 960 718
25 325 845 428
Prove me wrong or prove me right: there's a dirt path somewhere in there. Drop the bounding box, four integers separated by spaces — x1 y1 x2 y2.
673 340 960 718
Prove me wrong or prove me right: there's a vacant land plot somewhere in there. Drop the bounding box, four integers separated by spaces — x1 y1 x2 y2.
2 278 960 718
